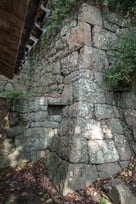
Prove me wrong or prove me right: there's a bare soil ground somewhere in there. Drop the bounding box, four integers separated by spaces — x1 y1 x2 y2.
0 157 136 204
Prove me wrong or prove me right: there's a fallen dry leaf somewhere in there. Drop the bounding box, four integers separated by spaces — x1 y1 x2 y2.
0 157 136 204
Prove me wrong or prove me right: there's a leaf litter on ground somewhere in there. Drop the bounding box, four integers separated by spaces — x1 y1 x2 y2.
0 157 135 204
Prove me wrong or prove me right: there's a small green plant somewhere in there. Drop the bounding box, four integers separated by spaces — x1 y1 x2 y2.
101 0 136 15
99 197 108 204
41 0 87 44
0 90 22 97
0 90 36 97
128 163 134 170
17 161 27 168
101 0 109 7
104 27 136 91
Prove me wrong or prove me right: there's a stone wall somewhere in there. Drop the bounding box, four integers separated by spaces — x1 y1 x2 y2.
0 97 69 168
0 62 30 92
44 4 133 195
0 1 135 196
115 82 136 156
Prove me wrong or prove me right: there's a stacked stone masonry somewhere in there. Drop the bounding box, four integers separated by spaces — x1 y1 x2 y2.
0 97 69 167
0 2 136 196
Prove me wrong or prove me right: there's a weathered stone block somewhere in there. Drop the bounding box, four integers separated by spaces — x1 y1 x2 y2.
120 161 129 168
67 22 91 50
93 26 117 49
49 136 61 152
78 78 101 93
114 135 131 160
97 163 121 179
68 51 79 67
101 121 113 139
46 152 98 195
69 137 88 163
58 118 72 136
55 136 71 160
60 52 79 76
115 92 135 109
30 121 59 128
94 72 110 90
73 82 106 103
95 104 120 120
80 47 109 72
30 150 46 162
55 39 65 50
68 102 93 118
53 160 69 193
12 98 48 113
64 71 80 85
123 110 136 128
54 75 64 85
62 85 73 103
79 46 94 69
68 103 78 118
103 19 119 33
88 140 119 164
60 24 71 36
78 4 102 26
105 91 116 105
46 152 62 181
108 179 136 204
15 128 56 151
64 69 94 85
48 98 70 105
11 99 30 113
30 111 48 122
104 12 131 27
106 119 124 135
25 128 55 137
79 119 104 140
48 115 62 122
56 136 88 163
62 163 98 195
80 69 94 80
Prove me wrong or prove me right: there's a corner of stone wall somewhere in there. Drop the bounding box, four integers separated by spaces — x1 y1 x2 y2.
0 0 135 196
45 2 133 195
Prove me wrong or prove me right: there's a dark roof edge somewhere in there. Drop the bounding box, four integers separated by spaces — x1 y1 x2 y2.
15 0 49 75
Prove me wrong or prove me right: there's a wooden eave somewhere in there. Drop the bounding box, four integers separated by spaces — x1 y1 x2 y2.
0 0 49 79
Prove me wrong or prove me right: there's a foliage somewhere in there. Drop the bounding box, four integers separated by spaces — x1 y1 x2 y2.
17 162 27 168
40 0 136 44
102 0 136 91
99 197 108 204
104 27 136 91
41 0 87 43
41 0 136 91
101 0 136 16
44 0 77 39
0 90 36 97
